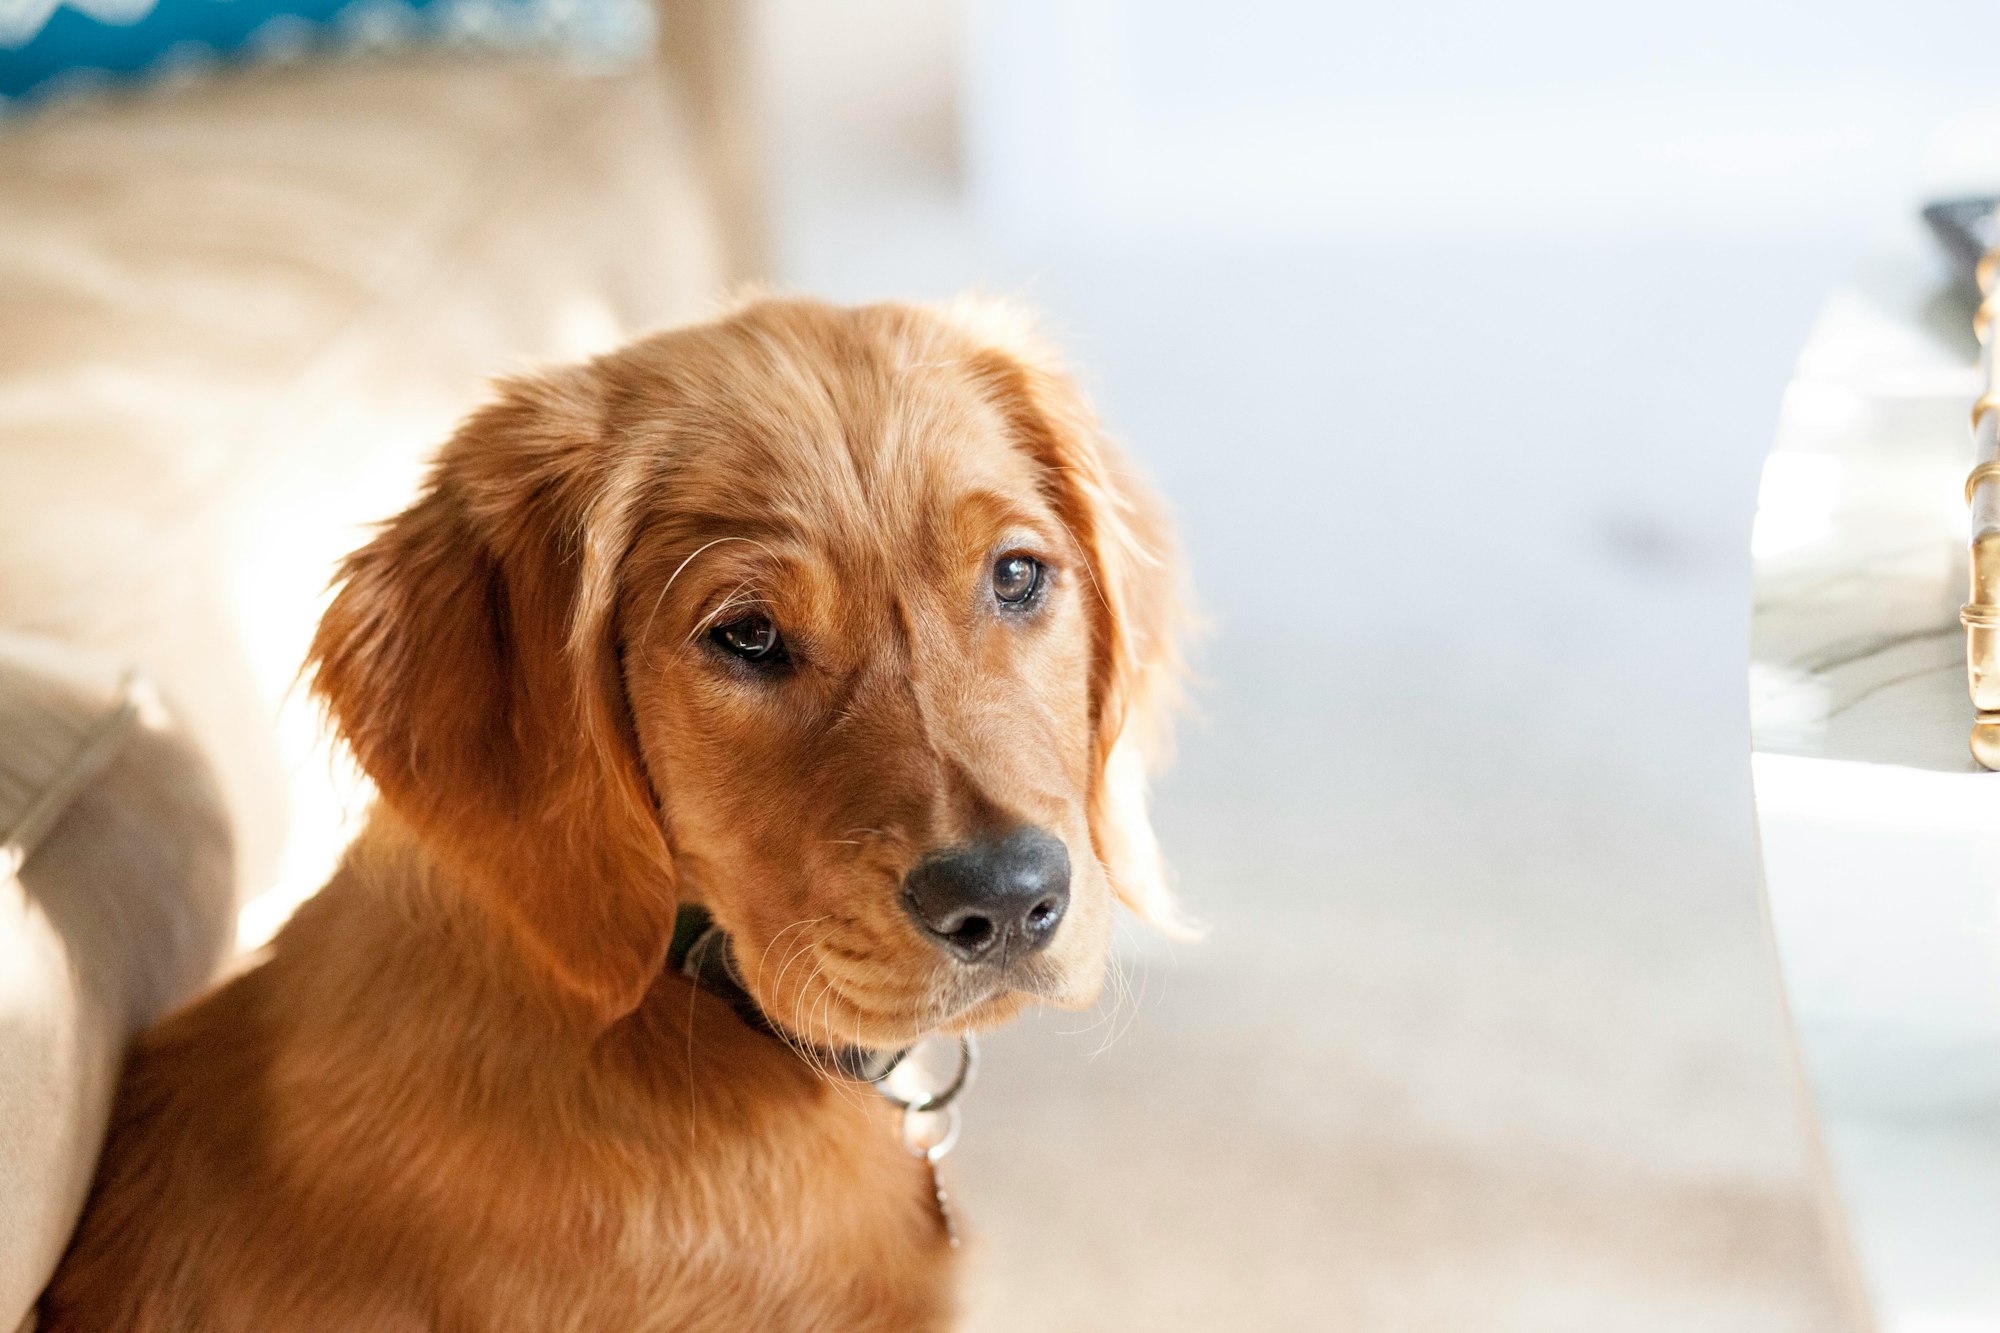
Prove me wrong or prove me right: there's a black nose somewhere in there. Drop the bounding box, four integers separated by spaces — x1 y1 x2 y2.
902 827 1071 963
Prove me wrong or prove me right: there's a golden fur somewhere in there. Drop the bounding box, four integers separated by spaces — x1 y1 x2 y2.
40 297 1184 1331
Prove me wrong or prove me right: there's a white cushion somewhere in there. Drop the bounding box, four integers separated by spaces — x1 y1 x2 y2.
0 635 234 1333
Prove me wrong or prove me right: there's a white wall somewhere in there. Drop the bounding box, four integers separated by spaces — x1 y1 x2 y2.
966 0 2000 244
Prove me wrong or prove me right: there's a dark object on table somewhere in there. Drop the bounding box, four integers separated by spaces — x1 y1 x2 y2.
1923 196 2000 288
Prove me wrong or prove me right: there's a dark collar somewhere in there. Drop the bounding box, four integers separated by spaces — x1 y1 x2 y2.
667 904 904 1083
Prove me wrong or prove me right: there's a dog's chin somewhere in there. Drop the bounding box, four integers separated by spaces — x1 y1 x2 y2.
919 957 1109 1035
764 957 1107 1053
1008 937 1109 1012
1031 965 1107 1014
825 988 1034 1050
943 989 1031 1033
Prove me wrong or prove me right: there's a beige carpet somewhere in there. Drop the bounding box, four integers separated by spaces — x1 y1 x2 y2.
952 650 1855 1332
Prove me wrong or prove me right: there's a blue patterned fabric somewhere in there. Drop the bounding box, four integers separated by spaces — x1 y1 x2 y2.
0 0 651 108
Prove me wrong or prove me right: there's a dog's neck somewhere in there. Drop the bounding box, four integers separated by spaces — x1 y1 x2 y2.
664 901 976 1247
666 903 905 1083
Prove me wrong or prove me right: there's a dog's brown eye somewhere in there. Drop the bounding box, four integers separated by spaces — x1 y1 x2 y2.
711 615 785 663
993 554 1043 606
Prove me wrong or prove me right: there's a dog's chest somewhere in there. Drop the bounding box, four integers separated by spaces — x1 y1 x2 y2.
558 1064 964 1330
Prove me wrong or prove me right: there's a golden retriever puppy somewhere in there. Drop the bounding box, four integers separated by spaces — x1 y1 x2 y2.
39 297 1184 1332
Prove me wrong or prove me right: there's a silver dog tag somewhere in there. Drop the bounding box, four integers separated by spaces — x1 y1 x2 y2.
873 1034 977 1248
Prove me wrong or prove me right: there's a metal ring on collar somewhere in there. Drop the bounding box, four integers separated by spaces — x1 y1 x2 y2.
873 1034 978 1114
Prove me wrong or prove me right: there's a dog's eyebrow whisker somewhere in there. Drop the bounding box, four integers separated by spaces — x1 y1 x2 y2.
1040 460 1150 519
692 586 759 628
640 536 753 647
704 585 771 616
1047 513 1113 617
683 586 777 646
662 536 770 599
708 600 775 627
640 534 789 661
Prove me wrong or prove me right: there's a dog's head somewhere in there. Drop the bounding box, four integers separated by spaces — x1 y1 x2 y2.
310 298 1185 1045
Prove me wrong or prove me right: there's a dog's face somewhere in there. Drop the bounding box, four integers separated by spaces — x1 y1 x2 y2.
311 299 1183 1047
617 342 1111 1046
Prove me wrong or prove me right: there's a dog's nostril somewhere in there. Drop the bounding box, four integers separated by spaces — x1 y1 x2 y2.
947 915 996 952
1026 899 1059 931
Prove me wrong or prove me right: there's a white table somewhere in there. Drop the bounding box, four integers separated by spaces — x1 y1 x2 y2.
1752 221 2000 1331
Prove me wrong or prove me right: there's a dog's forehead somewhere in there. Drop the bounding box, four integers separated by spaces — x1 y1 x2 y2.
642 308 1051 536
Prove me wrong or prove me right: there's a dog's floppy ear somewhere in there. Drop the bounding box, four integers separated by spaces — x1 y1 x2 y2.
308 367 676 1024
943 299 1195 936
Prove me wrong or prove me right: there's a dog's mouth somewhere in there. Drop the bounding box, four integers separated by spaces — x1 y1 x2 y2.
746 940 1066 1053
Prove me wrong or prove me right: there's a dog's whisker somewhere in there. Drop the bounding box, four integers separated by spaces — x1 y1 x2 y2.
1089 960 1131 1054
801 968 867 1107
682 581 776 647
1094 915 1148 1057
776 924 875 1104
702 589 774 624
754 914 831 999
771 940 832 1066
1053 894 1141 1051
765 919 832 1006
640 536 761 654
685 948 706 1127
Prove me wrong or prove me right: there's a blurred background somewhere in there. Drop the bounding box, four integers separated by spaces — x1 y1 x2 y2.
742 2 2000 1328
14 0 2000 1328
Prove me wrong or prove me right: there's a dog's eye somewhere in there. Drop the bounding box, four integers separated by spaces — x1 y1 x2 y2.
992 554 1044 607
711 615 786 663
